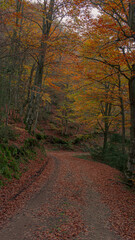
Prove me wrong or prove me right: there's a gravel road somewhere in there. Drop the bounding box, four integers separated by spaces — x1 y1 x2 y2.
0 151 126 240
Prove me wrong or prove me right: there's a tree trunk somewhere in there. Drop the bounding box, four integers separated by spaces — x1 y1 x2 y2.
21 63 36 116
127 1 135 179
120 95 126 155
118 67 126 154
103 122 109 155
100 93 112 155
6 74 12 126
128 1 135 32
24 0 55 132
127 64 135 178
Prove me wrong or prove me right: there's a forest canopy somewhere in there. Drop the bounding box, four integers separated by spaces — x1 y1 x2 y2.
0 0 135 180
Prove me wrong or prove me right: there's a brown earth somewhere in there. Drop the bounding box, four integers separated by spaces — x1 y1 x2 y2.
0 150 135 240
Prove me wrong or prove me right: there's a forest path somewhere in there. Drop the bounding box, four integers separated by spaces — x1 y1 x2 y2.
0 151 130 239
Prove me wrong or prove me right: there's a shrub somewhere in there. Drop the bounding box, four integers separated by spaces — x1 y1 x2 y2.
90 143 128 172
49 136 68 144
62 141 73 150
1 165 12 179
24 138 39 149
90 145 103 160
109 133 130 146
9 145 20 158
13 116 22 123
0 125 18 143
104 144 127 171
72 135 84 144
0 144 20 183
35 133 44 140
109 133 122 143
72 134 95 145
35 133 47 140
43 134 47 139
0 132 46 186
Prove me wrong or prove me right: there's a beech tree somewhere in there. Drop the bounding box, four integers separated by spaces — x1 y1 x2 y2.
0 0 135 182
89 0 135 178
24 0 55 132
128 0 135 178
72 0 135 178
24 0 81 132
0 0 25 123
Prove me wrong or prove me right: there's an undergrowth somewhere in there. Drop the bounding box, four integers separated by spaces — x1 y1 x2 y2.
0 125 18 143
45 135 73 150
0 133 45 187
90 133 129 172
0 144 21 186
90 144 127 172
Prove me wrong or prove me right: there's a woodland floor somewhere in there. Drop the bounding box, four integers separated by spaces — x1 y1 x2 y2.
0 149 135 240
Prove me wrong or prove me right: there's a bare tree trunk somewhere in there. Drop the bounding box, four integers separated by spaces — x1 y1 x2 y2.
128 0 135 32
103 123 109 155
15 0 25 110
127 1 135 179
25 0 55 132
6 74 12 126
118 67 126 154
21 63 36 116
120 95 126 154
6 0 24 122
102 102 112 155
127 64 135 178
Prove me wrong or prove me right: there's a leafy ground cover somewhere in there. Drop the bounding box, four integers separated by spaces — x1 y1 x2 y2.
0 150 134 240
0 121 134 239
0 147 51 228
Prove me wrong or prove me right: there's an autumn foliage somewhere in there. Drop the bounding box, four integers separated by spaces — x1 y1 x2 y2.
0 1 135 181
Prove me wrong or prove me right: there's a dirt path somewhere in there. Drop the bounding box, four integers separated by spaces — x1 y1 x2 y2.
0 151 133 239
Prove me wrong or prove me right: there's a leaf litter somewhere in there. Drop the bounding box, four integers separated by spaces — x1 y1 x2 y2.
0 150 134 240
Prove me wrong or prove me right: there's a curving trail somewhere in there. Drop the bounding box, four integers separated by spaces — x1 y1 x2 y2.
0 151 134 240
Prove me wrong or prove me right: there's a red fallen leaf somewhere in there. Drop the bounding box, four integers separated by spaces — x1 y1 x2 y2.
0 150 135 240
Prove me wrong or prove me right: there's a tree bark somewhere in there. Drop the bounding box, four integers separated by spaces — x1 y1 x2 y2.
118 67 126 154
127 1 135 178
102 102 111 155
127 64 135 178
21 63 36 116
103 122 109 155
120 95 126 155
128 0 135 32
25 0 55 132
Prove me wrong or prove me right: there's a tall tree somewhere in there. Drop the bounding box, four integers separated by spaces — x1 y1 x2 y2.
25 0 55 132
128 0 135 178
74 0 135 179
